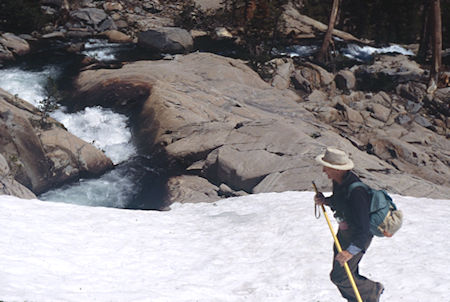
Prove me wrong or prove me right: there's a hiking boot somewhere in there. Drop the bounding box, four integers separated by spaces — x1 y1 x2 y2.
346 283 385 302
375 282 385 302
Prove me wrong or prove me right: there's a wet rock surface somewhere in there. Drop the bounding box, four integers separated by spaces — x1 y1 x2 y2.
0 89 113 195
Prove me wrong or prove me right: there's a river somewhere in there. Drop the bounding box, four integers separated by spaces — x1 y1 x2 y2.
0 39 169 210
0 38 414 210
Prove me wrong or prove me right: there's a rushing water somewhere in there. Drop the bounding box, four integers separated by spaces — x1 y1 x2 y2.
341 43 414 62
39 155 167 209
51 107 136 164
274 41 414 62
0 65 61 107
0 40 166 209
0 39 416 210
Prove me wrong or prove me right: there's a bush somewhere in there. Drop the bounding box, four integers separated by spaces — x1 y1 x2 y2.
38 77 61 129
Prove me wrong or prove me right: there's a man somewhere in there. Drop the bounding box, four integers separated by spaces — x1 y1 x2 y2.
314 147 384 302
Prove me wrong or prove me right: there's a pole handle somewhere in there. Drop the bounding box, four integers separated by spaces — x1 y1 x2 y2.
312 181 321 218
312 181 319 194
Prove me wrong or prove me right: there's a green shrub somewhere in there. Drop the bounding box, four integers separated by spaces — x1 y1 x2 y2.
38 77 61 129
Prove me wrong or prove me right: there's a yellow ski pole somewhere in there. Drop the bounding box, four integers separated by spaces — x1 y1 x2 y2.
312 181 363 302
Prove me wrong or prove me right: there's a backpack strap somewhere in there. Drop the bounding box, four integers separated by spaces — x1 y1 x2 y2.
347 181 370 198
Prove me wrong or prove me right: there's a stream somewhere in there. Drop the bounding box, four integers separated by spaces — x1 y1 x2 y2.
0 38 414 210
0 39 168 210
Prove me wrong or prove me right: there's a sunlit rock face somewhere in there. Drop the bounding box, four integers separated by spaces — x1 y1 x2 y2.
74 52 450 203
0 33 31 63
0 153 36 199
0 88 113 196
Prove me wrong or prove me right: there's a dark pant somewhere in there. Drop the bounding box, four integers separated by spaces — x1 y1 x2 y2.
330 230 380 302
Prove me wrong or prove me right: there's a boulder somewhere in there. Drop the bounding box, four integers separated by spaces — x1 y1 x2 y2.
70 8 108 26
193 0 224 11
0 154 36 199
369 103 391 123
167 175 221 204
292 70 312 93
101 30 133 43
42 31 66 39
0 89 113 195
335 70 356 91
164 121 233 161
271 61 295 89
201 120 326 193
396 82 427 103
303 62 334 87
138 27 193 54
414 115 433 129
258 58 290 82
0 44 14 62
306 90 328 103
74 52 450 202
367 130 449 186
344 104 364 124
291 62 333 93
434 87 450 102
103 2 123 11
98 17 118 32
0 33 30 60
427 87 450 117
315 106 340 123
214 27 233 40
204 143 282 192
125 13 174 33
278 1 361 42
354 54 425 91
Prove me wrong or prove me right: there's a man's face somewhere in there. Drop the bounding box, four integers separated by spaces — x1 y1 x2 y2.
322 166 343 182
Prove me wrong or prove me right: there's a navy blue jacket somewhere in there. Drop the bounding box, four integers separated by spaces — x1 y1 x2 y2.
326 171 372 251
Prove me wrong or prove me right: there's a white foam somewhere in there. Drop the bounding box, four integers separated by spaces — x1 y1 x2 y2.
273 45 318 58
39 167 137 208
0 66 61 107
52 107 136 164
342 43 414 61
0 65 138 206
81 39 124 61
0 67 136 165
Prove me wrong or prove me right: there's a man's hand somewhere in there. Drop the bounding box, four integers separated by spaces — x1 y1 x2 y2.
335 250 353 266
314 192 326 206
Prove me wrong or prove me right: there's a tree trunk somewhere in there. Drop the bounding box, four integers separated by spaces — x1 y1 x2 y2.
316 0 340 63
418 0 432 60
429 0 442 87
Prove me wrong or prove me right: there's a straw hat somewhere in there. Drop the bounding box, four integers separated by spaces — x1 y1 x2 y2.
315 147 354 170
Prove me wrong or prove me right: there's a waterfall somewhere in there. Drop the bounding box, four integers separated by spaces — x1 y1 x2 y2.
0 54 146 209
